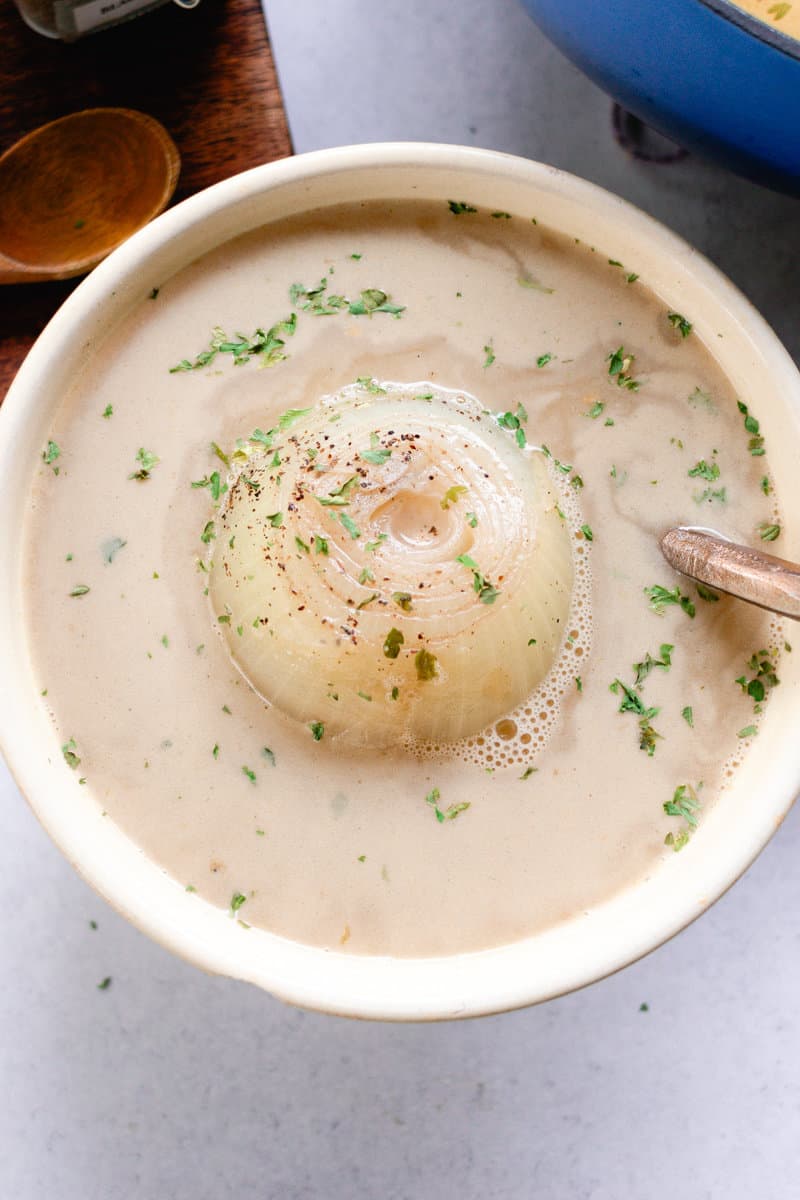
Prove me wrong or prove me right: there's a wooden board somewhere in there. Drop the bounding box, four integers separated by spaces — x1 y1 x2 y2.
0 0 292 399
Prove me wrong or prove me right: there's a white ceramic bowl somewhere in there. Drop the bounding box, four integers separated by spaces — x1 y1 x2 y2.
2 144 800 1021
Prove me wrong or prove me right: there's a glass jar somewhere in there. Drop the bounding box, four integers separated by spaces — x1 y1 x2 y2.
13 0 199 41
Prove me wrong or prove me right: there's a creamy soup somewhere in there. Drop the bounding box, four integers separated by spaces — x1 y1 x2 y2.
26 200 784 957
730 0 800 39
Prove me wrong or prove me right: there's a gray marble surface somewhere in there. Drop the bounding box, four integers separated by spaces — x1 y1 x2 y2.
3 1 800 1196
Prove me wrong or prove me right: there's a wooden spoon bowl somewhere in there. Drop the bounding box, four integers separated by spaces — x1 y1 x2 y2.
0 107 180 284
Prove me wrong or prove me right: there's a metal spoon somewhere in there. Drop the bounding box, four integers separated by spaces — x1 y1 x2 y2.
0 108 179 284
661 526 800 620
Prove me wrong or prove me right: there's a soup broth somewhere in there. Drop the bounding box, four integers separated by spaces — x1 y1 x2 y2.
25 200 784 957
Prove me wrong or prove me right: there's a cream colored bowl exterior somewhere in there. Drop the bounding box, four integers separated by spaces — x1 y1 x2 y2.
2 144 799 1021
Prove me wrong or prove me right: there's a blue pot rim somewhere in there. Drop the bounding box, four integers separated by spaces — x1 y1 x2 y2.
699 0 800 61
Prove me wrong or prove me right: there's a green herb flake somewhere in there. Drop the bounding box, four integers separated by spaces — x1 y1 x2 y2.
338 511 361 539
315 534 329 555
62 738 81 769
200 520 216 544
580 524 594 542
483 342 496 368
585 401 605 419
42 440 60 470
682 706 694 727
129 447 160 481
758 523 781 542
415 648 439 681
392 592 413 612
536 353 553 368
97 977 112 991
170 315 298 372
309 721 325 741
645 584 696 618
360 432 392 465
737 400 766 456
696 583 720 603
230 892 247 913
455 553 501 604
607 346 640 390
441 484 467 509
383 627 404 659
365 533 388 553
667 312 693 338
448 200 477 215
466 512 478 528
295 535 310 555
738 724 758 738
102 404 113 419
688 459 720 481
520 766 538 780
69 584 90 597
760 476 772 496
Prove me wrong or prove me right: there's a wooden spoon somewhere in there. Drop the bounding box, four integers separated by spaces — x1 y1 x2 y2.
0 108 179 284
661 526 800 620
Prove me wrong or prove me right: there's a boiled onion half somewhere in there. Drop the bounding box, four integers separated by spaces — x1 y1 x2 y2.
209 381 575 747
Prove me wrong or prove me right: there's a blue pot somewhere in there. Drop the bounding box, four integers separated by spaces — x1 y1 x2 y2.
519 0 800 193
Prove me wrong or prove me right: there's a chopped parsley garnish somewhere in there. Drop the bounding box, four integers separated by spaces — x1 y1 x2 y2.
415 648 438 681
610 678 662 756
69 584 90 597
495 404 527 449
441 485 467 509
102 404 113 419
466 512 478 528
230 892 247 912
357 593 378 610
128 447 160 481
42 440 60 471
517 273 554 294
265 512 283 528
200 520 216 544
309 721 325 741
483 342 496 368
633 643 673 687
278 407 312 430
536 353 553 368
760 476 772 496
456 553 501 604
358 567 375 585
769 2 791 19
391 687 399 700
681 706 694 727
425 787 470 822
644 584 695 618
520 767 537 780
392 592 413 611
170 315 297 371
339 511 360 539
262 747 276 766
663 783 701 850
348 289 404 317
738 725 758 738
737 400 765 456
696 583 719 603
491 211 512 219
295 535 310 554
688 459 720 481
62 738 81 769
360 432 392 465
735 648 780 711
694 485 727 505
758 522 781 542
97 977 112 991
383 628 404 659
580 524 593 542
585 401 605 419
365 533 388 553
212 744 219 758
575 676 583 692
448 200 477 214
607 346 640 391
241 766 256 784
667 312 693 338
356 376 387 395
315 534 329 555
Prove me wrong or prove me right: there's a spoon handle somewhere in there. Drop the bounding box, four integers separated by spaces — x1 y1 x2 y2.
661 527 800 620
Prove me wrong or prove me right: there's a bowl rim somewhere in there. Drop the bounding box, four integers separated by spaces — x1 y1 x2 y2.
3 141 800 1021
699 0 800 61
